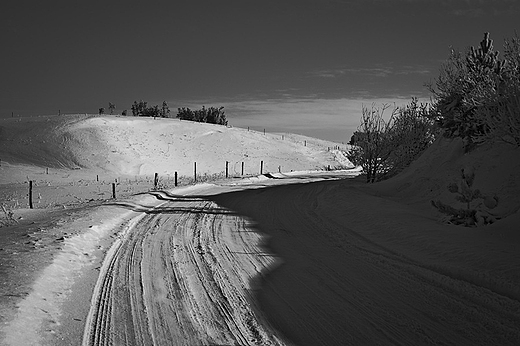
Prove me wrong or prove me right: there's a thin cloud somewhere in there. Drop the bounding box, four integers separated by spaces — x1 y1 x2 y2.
310 67 392 78
395 66 432 75
310 65 432 79
451 8 486 17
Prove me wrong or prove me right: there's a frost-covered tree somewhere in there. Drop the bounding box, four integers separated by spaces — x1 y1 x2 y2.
427 32 520 149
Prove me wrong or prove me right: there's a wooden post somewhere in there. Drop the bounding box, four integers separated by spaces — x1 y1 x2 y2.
260 161 264 175
112 183 116 199
194 162 197 182
241 162 244 176
247 127 249 131
263 128 265 135
225 161 229 178
46 167 49 174
175 171 178 187
154 173 159 189
29 180 33 209
278 165 281 173
328 165 330 171
96 174 99 182
304 140 306 146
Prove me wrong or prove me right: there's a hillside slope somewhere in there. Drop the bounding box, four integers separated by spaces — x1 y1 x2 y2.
0 114 350 184
0 114 93 169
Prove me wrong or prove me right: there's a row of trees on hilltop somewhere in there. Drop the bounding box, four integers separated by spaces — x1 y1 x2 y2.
349 32 520 184
130 100 171 117
176 106 228 125
99 101 228 126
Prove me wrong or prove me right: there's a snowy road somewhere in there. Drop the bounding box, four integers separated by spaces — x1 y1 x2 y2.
81 172 520 346
82 188 290 346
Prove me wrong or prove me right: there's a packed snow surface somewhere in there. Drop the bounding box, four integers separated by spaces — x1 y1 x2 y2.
0 114 519 345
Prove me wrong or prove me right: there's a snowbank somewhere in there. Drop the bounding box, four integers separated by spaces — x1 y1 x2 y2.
371 136 520 223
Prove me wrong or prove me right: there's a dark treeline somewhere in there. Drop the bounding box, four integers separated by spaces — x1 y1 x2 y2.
113 101 228 126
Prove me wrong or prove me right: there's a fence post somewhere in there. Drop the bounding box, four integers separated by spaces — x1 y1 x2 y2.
304 140 306 147
225 161 229 178
175 171 178 187
260 161 264 175
241 162 244 176
112 183 116 199
154 173 159 189
194 162 197 182
46 167 49 174
29 180 33 209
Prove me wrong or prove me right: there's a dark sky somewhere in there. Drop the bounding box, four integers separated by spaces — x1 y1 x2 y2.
1 0 518 141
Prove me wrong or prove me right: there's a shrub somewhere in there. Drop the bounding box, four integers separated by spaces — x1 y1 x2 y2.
384 98 438 176
347 104 395 183
348 99 437 183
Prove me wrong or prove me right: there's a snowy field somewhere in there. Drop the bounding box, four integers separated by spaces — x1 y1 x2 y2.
0 114 519 345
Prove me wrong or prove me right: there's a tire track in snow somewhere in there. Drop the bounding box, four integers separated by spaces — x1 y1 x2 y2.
211 180 520 345
82 189 290 346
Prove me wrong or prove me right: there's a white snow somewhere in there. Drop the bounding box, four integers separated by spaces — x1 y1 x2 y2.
0 114 519 345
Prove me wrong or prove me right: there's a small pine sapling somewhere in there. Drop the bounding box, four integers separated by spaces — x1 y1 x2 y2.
431 168 498 226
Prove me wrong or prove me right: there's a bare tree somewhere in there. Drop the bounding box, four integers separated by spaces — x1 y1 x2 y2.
347 104 395 183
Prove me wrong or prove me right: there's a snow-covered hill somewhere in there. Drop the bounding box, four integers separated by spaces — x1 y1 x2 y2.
0 114 350 183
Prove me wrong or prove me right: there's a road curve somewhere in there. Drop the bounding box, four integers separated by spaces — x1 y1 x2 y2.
82 188 290 346
81 173 520 346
